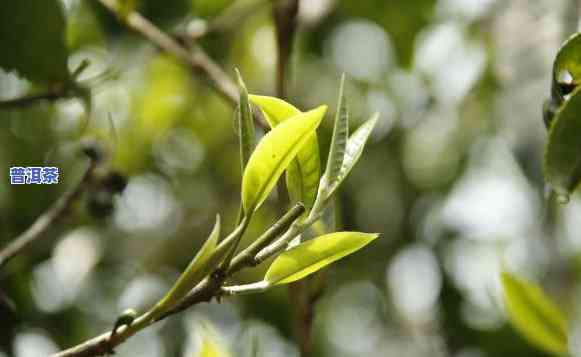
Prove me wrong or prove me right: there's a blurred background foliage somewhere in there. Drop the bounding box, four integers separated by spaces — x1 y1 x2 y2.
0 0 579 356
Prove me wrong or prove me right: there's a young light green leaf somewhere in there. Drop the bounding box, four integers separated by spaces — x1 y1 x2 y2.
501 272 569 356
265 231 379 285
0 0 69 83
249 95 321 211
242 105 327 213
153 215 221 312
324 74 349 189
325 113 378 198
285 150 320 212
544 86 581 198
248 95 301 127
235 69 255 170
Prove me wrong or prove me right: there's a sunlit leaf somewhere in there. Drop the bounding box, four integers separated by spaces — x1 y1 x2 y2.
0 0 69 83
235 69 255 170
114 55 192 173
544 87 581 198
249 95 321 211
501 272 569 356
242 105 327 213
154 215 221 312
323 74 349 190
325 113 378 198
265 231 379 285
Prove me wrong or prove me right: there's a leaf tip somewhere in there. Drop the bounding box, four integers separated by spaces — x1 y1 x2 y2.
314 104 328 116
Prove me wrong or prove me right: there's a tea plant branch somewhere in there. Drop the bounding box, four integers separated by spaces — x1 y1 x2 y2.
0 158 97 269
95 0 268 130
221 280 270 295
52 203 306 357
54 95 377 357
228 202 305 273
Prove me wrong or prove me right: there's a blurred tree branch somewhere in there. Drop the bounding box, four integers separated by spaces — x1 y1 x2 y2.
0 158 97 269
95 0 269 130
0 88 71 110
0 60 90 110
273 0 299 99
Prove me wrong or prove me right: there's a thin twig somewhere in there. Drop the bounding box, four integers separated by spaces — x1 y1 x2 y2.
0 159 97 269
227 203 305 273
0 60 92 111
221 280 269 295
0 89 70 110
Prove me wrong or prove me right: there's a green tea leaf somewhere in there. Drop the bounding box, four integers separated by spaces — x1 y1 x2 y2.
325 113 378 198
154 215 221 312
0 0 69 83
248 95 301 127
199 335 230 357
501 272 569 356
249 95 321 211
235 69 255 170
544 87 581 197
242 105 327 213
324 74 349 190
265 231 379 285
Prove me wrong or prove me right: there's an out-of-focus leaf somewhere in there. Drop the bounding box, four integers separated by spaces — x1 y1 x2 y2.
66 1 105 50
0 0 69 83
501 272 569 356
194 319 231 357
242 105 327 213
323 74 349 190
192 0 234 18
544 87 581 198
117 0 139 19
114 55 191 174
235 69 255 170
265 231 379 285
249 95 321 211
325 113 378 198
154 215 221 312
